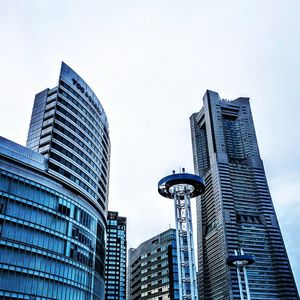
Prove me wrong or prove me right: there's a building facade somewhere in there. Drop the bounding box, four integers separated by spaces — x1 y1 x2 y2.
0 62 110 299
190 90 299 299
128 229 180 300
27 62 110 220
105 211 127 300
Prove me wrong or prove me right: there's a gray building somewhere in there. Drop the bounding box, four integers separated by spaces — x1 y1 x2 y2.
0 62 110 299
190 90 299 299
105 211 127 300
128 229 180 300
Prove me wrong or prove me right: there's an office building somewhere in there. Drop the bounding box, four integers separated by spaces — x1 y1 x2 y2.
0 62 110 299
105 211 127 300
27 62 110 215
128 229 180 300
190 90 299 299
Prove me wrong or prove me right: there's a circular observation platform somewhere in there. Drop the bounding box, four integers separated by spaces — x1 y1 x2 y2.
227 255 255 267
158 173 205 199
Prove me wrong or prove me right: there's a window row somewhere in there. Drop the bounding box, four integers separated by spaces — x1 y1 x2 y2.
53 129 108 172
0 172 97 232
0 270 103 300
53 132 108 177
57 96 109 149
48 162 106 208
0 246 92 286
51 142 103 187
59 82 106 134
55 113 108 159
56 103 109 155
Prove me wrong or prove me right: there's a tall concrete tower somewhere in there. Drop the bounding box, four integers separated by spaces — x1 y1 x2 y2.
190 90 298 299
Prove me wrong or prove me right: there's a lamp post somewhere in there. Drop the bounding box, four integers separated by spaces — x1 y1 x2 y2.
158 168 205 300
227 248 255 300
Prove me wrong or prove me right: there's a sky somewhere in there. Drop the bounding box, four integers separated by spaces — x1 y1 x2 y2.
0 0 299 289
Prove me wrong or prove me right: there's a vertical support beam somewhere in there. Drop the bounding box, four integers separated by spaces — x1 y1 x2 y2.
174 191 183 300
234 250 244 300
158 172 205 300
229 249 253 300
183 188 198 300
236 267 244 300
243 266 251 300
172 185 198 300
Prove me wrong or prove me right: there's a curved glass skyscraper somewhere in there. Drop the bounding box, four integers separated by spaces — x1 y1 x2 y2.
0 62 110 299
27 62 110 219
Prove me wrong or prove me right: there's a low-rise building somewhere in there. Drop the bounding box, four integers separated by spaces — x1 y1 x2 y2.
128 229 181 300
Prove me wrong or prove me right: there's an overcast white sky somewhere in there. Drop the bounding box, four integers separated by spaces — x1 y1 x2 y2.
0 0 299 289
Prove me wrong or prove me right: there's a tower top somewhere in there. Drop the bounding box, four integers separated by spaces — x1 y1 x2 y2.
158 171 205 199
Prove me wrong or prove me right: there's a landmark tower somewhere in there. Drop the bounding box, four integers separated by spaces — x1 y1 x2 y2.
190 90 298 299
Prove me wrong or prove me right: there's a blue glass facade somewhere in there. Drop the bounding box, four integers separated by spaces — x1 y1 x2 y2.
1 62 110 299
128 229 180 300
0 137 106 299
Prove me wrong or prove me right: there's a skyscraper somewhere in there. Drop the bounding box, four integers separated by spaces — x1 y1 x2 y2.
27 62 110 214
128 229 181 300
105 211 127 300
190 90 299 299
0 62 110 299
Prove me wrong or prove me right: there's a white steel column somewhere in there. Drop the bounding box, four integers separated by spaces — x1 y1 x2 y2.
232 249 252 300
244 266 251 300
234 250 244 300
158 171 204 300
172 184 198 300
183 187 198 300
174 191 183 300
240 248 251 300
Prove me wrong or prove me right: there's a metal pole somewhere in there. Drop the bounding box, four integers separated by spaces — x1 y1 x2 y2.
188 195 198 300
158 171 205 300
183 188 198 300
240 249 251 300
234 250 244 300
173 190 183 300
237 267 244 300
243 266 251 300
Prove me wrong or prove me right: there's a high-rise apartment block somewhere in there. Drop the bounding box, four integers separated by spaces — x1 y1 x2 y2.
105 211 127 300
190 90 299 299
128 229 180 300
0 62 110 299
